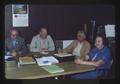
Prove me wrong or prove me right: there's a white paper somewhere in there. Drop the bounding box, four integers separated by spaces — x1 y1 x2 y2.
12 14 28 27
54 53 73 57
35 56 59 66
12 4 29 27
40 51 49 54
63 40 74 49
5 55 12 60
105 24 115 37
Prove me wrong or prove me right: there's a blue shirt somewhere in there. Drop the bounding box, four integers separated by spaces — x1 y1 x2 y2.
88 46 111 70
12 39 16 48
70 46 112 78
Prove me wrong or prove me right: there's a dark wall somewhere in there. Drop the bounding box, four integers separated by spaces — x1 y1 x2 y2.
5 5 115 44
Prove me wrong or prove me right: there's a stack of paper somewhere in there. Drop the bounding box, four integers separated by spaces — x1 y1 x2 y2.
40 51 49 55
54 53 72 57
19 56 36 65
41 65 64 73
35 56 59 66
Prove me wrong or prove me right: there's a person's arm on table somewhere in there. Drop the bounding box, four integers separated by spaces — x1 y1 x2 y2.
79 47 110 67
75 59 104 67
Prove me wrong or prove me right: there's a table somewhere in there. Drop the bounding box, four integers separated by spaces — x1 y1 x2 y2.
5 61 96 79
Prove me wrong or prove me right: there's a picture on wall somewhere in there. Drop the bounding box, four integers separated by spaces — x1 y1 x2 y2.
12 4 29 27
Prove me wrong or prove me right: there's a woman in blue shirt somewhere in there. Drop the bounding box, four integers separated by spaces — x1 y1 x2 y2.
70 35 111 79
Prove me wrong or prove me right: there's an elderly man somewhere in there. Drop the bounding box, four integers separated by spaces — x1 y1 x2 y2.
63 30 91 61
5 29 27 56
30 28 55 52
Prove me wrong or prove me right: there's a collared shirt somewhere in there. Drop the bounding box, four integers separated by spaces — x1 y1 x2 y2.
12 39 17 48
40 38 48 49
72 42 83 57
5 36 27 55
88 46 111 70
89 47 111 76
30 34 55 52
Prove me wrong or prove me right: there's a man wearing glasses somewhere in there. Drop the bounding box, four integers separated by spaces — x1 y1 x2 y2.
5 29 27 56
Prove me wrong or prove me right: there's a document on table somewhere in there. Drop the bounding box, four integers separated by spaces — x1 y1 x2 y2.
35 56 59 66
54 53 73 57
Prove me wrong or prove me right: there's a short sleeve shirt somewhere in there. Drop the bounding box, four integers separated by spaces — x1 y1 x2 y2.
88 46 111 70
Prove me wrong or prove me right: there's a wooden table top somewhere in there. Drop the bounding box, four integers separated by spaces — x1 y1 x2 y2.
5 61 96 79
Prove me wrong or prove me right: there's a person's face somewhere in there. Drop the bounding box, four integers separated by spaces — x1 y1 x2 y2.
77 33 85 42
11 30 18 39
95 37 103 49
40 29 48 39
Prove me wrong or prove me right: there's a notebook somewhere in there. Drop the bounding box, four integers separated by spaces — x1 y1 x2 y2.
19 56 36 65
41 65 64 73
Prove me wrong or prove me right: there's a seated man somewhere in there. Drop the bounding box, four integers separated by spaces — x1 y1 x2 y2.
70 35 111 79
30 27 55 52
5 29 27 56
63 30 91 61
